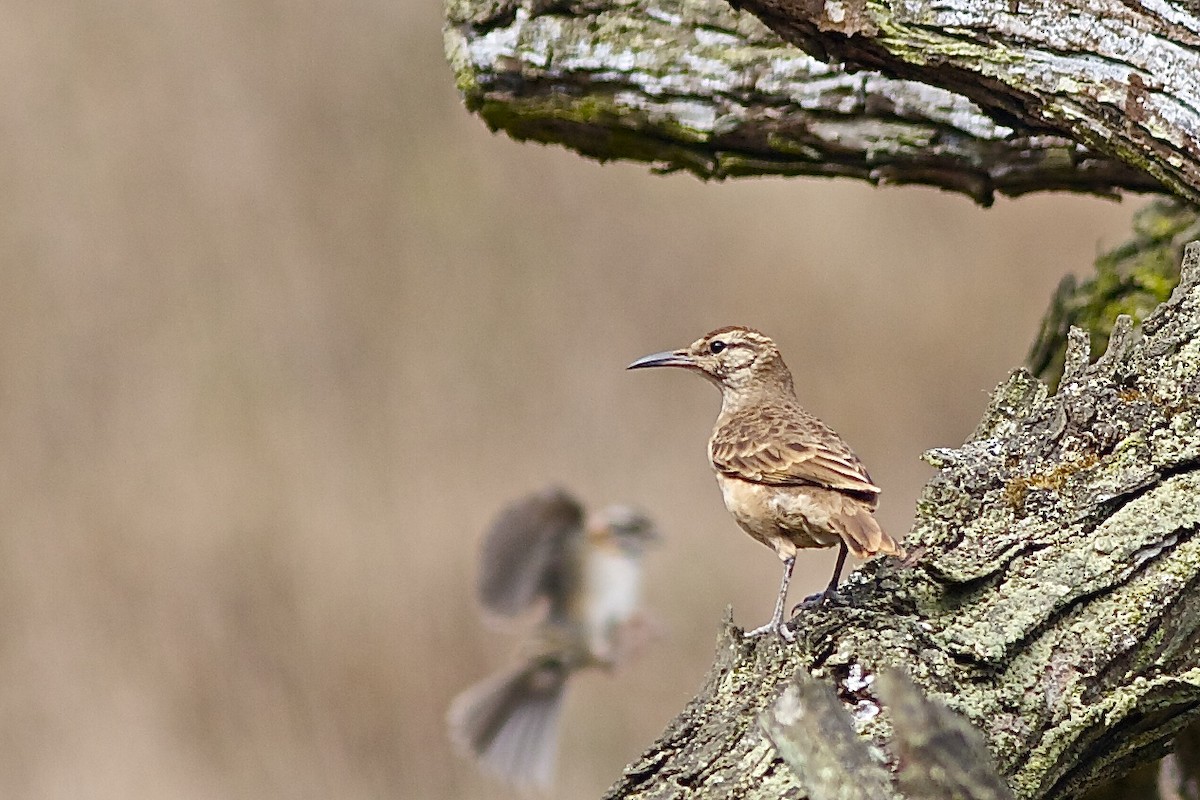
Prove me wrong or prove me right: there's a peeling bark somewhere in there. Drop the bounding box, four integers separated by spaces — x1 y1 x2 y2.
733 0 1200 203
876 670 1013 800
443 0 1164 203
602 243 1200 800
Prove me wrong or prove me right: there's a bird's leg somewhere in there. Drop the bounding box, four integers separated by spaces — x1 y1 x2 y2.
744 555 795 639
796 540 850 610
822 539 849 601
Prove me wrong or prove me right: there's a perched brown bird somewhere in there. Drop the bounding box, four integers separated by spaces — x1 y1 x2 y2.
627 326 904 638
447 487 658 791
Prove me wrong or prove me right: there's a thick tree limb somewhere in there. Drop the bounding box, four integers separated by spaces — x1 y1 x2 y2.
603 243 1200 800
443 0 1164 203
734 0 1200 202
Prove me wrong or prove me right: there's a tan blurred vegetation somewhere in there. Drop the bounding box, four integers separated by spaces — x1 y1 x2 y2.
0 1 1146 798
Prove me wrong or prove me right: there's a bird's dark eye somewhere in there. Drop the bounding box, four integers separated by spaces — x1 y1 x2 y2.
709 340 726 354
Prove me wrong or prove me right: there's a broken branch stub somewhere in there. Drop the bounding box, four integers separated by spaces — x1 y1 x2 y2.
878 670 1013 800
759 671 894 800
761 669 1014 800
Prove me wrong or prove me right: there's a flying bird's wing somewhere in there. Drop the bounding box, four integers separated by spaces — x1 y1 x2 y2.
711 407 881 499
476 487 585 619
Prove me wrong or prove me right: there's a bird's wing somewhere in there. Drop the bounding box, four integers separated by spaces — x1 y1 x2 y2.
711 409 881 497
476 487 585 619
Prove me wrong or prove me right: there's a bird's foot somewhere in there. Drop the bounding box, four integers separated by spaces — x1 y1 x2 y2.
792 588 845 615
742 622 773 638
742 621 795 641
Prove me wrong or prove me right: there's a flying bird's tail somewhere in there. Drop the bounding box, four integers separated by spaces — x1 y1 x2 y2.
447 655 570 792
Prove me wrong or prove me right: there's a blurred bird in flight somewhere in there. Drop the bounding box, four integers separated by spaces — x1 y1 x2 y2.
447 487 659 792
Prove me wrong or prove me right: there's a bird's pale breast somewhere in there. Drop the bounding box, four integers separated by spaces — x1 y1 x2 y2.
715 472 841 557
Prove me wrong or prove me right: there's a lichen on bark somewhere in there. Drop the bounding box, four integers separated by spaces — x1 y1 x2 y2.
1028 199 1200 387
733 0 1200 203
603 243 1200 800
443 0 1164 203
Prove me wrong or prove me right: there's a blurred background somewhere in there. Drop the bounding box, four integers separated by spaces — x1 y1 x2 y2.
0 1 1145 798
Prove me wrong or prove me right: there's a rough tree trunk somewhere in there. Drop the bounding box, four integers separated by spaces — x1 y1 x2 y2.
602 243 1200 800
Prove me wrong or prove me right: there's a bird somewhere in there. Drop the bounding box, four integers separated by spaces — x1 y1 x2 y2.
627 326 904 638
447 487 659 792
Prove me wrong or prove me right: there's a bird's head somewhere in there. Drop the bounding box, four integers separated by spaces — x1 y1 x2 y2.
591 505 659 556
626 326 794 402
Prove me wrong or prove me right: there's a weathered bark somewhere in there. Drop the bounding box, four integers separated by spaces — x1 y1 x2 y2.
443 0 1164 204
1027 199 1200 388
734 0 1200 203
1079 761 1160 800
1026 201 1200 799
602 243 1200 800
760 670 897 800
762 669 1015 800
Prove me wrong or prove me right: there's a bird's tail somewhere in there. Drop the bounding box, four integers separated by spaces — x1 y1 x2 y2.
447 655 571 792
834 500 906 560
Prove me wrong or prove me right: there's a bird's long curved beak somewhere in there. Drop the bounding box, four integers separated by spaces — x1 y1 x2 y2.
626 349 695 370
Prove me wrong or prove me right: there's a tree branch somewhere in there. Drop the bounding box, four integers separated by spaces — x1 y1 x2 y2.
443 0 1165 203
603 243 1200 800
732 0 1200 202
1027 198 1200 800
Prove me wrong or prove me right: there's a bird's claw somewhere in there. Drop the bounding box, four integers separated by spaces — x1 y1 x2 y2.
791 588 845 616
742 623 773 638
742 621 796 641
